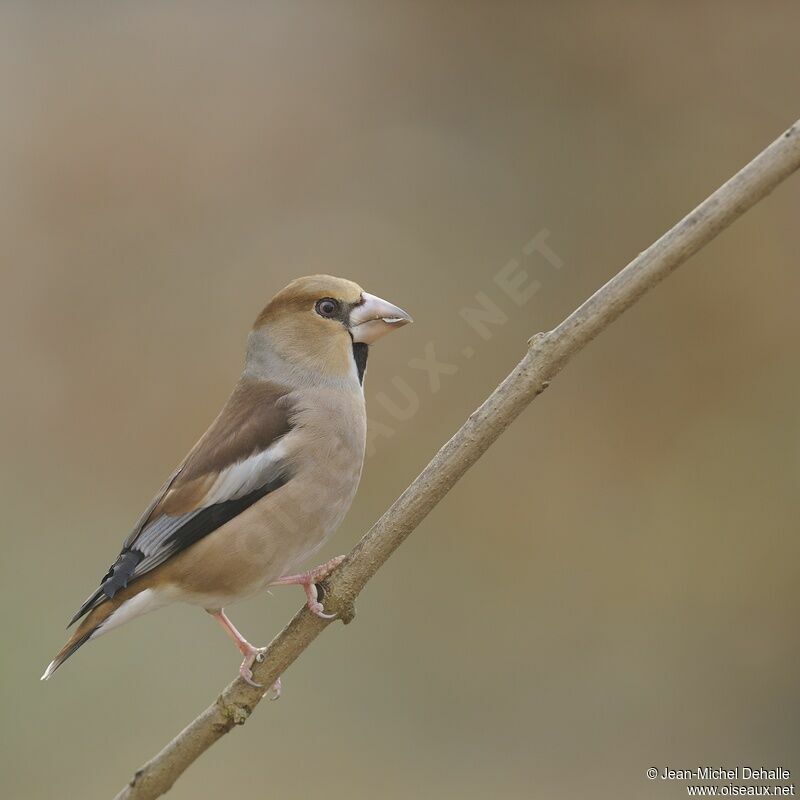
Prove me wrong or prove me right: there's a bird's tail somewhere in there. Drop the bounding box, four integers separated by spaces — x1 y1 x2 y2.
40 596 121 680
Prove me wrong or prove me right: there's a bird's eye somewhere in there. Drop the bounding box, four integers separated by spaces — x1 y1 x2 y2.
315 298 340 318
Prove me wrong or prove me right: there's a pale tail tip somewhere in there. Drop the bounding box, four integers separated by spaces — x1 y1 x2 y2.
40 661 56 681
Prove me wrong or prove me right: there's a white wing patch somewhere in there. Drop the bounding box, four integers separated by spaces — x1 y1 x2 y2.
204 439 289 505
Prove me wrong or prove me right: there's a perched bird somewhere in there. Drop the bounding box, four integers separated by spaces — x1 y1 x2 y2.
41 275 412 694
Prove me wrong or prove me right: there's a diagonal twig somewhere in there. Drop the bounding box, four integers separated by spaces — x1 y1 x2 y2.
114 119 800 800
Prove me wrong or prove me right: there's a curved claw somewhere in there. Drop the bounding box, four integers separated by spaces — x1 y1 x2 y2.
238 648 267 687
307 583 338 619
239 664 263 688
267 677 282 701
310 604 337 620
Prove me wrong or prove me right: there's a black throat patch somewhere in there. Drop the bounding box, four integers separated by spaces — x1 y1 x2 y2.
352 342 369 384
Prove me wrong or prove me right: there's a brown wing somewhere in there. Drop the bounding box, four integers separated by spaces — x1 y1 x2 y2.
68 378 295 626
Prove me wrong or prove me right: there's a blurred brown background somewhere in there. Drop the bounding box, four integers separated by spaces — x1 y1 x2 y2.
2 3 799 799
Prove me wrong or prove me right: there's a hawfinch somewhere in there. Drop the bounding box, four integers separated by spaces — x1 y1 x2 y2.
42 275 412 693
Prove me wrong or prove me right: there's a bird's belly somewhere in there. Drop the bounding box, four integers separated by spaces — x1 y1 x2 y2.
160 460 362 608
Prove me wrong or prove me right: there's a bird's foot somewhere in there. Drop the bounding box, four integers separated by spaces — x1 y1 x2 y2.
272 555 346 619
238 645 266 687
238 647 281 699
209 609 281 697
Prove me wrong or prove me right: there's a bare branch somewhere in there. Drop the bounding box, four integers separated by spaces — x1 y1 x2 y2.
114 120 800 800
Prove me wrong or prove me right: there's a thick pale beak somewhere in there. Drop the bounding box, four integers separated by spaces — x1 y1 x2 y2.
350 292 413 344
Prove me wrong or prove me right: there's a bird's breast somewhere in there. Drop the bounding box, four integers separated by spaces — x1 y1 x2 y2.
275 390 367 568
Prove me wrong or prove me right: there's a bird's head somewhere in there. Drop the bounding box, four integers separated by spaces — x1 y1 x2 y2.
248 275 412 384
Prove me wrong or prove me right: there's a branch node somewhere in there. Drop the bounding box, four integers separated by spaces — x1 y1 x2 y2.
217 698 252 727
527 331 550 350
336 597 357 625
318 578 357 624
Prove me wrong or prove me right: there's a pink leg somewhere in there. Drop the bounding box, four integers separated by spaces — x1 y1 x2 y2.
208 609 281 698
271 555 346 619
